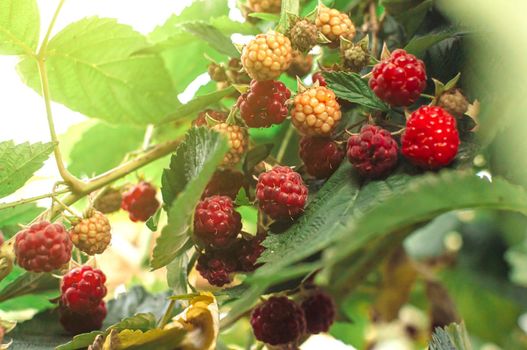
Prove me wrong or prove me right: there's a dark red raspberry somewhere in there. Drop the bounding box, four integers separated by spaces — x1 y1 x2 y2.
194 195 242 249
60 266 107 314
256 166 308 220
301 291 336 334
250 296 306 346
236 234 266 272
59 300 106 335
299 137 345 179
196 251 237 287
312 71 327 87
401 106 460 170
369 49 427 107
347 125 399 178
193 109 228 127
237 80 291 128
203 168 244 199
14 221 72 272
121 181 160 222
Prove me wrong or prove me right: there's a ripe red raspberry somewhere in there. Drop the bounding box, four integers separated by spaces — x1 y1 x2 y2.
301 291 336 334
70 209 111 256
256 166 308 220
193 109 228 127
369 49 427 107
401 106 460 169
292 86 342 136
59 300 106 335
14 221 72 272
203 168 244 199
241 31 293 81
236 234 266 272
237 80 291 128
196 251 237 287
312 71 327 86
250 296 306 346
347 125 399 178
194 195 242 249
60 266 107 314
121 181 160 222
300 137 344 179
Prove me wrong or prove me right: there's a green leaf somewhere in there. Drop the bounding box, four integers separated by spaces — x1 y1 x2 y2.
108 313 158 332
167 252 190 295
243 143 274 173
278 0 300 32
381 0 424 16
151 128 229 269
182 21 240 58
0 270 58 304
55 332 104 350
248 13 281 22
404 30 459 58
17 17 180 125
161 86 236 124
0 140 54 198
322 71 389 111
394 0 433 38
0 203 43 232
429 322 473 350
62 120 144 177
0 0 39 55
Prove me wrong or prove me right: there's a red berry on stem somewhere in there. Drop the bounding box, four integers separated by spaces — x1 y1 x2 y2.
347 125 399 178
401 106 460 170
194 195 242 249
14 221 72 272
312 72 327 87
196 251 237 287
236 234 266 272
237 80 291 128
300 136 344 179
193 109 228 127
250 296 306 346
301 291 336 334
59 301 106 335
369 49 427 107
256 166 308 220
60 266 107 314
121 181 160 222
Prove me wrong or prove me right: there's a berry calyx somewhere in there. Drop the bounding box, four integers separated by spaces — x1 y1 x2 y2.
250 296 307 346
316 5 356 47
369 49 427 107
59 300 106 335
211 123 249 166
14 221 72 273
237 80 291 128
300 136 344 179
301 291 336 334
196 251 237 287
292 86 342 136
438 89 469 117
289 19 318 53
401 106 460 170
60 266 107 314
286 51 314 79
225 58 251 85
194 195 242 249
256 166 308 220
121 181 160 222
203 168 244 199
236 234 266 272
347 125 399 178
241 31 293 81
247 0 281 13
193 109 228 128
70 209 112 256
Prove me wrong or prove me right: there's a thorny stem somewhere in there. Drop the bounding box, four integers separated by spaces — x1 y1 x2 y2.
0 189 68 210
276 123 295 163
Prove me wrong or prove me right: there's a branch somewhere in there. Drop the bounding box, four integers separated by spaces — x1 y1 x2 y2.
0 189 68 210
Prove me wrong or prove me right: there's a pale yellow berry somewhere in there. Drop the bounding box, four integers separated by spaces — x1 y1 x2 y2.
292 86 342 136
212 123 249 166
70 210 111 255
247 0 281 13
242 32 293 81
315 5 356 45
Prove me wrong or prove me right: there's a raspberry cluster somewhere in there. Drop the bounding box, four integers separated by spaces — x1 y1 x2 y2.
250 291 336 346
121 181 160 222
59 266 107 334
237 80 291 128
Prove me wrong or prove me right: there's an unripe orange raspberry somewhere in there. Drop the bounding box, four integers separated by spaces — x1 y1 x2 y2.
316 5 356 46
241 32 293 81
212 123 249 166
247 0 281 13
70 210 111 256
291 86 342 136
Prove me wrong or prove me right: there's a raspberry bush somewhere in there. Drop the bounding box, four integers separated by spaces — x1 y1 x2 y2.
0 0 526 349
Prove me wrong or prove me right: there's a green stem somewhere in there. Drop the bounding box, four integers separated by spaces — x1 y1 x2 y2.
38 0 66 58
158 300 176 328
276 123 295 163
0 189 68 210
